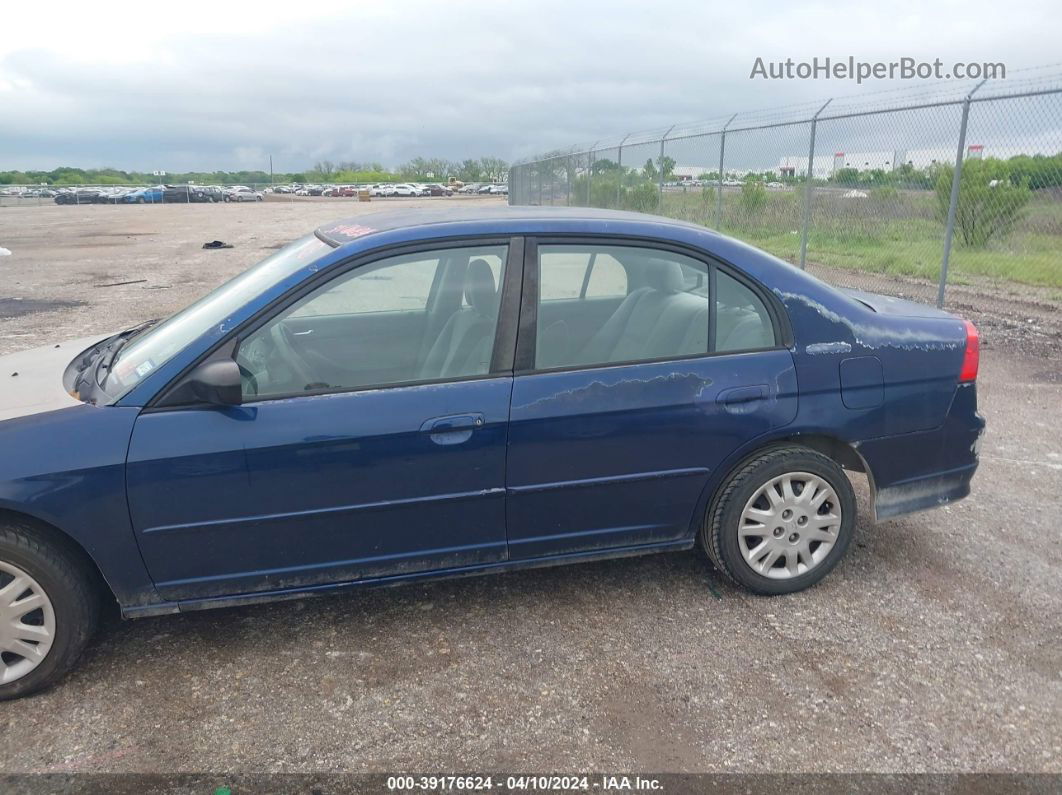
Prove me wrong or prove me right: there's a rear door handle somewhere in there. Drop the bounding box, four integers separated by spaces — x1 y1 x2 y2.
718 385 768 413
420 413 485 445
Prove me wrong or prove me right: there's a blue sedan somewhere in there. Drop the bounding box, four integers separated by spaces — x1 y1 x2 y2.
0 207 983 698
122 185 165 204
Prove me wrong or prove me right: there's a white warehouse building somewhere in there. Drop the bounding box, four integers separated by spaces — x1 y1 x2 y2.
672 166 714 180
777 144 1000 179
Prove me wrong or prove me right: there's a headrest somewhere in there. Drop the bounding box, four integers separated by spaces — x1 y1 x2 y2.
465 258 497 312
645 259 685 293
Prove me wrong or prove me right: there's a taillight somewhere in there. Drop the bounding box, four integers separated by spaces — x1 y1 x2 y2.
959 319 979 382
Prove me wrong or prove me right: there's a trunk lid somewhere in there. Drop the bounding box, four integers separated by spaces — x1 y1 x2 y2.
840 288 957 320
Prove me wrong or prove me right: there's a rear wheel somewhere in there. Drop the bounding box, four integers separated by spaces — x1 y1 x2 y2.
702 445 855 595
0 524 99 700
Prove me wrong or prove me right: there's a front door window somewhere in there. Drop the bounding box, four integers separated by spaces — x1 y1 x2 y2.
236 244 508 399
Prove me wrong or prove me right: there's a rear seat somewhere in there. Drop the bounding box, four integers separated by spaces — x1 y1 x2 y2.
573 260 709 366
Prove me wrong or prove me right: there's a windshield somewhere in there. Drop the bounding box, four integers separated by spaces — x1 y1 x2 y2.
103 234 331 396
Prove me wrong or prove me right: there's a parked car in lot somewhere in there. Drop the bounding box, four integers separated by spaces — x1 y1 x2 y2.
391 183 421 197
99 188 140 204
425 184 454 196
370 184 395 197
0 207 984 699
123 186 166 204
12 188 57 198
224 187 263 202
162 185 218 203
53 188 105 205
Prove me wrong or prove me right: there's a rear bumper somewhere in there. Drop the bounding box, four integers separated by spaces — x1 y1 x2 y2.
871 462 978 520
855 382 985 522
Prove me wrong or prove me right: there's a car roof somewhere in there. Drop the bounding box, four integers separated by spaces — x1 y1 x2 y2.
315 206 719 247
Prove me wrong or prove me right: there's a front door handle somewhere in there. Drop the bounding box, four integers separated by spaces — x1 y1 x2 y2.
420 413 485 445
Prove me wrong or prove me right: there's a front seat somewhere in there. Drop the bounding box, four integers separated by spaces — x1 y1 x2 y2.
574 259 708 365
420 259 500 380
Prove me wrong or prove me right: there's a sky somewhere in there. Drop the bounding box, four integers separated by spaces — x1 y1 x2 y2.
2 0 1060 173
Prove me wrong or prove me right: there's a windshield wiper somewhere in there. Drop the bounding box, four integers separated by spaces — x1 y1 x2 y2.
118 317 161 340
91 318 161 388
93 337 128 386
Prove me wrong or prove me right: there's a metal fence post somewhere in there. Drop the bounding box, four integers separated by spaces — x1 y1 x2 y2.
587 143 598 206
798 99 833 270
616 133 630 208
716 114 737 227
938 79 987 308
537 159 543 205
566 151 573 206
658 125 675 203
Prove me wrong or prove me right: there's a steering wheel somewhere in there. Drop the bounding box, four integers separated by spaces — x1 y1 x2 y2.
269 321 317 391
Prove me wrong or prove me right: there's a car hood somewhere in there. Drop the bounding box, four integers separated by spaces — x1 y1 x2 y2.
0 334 114 423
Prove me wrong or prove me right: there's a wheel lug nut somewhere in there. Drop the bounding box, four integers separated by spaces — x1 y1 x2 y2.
773 527 784 537
782 509 792 519
789 533 799 542
797 516 807 525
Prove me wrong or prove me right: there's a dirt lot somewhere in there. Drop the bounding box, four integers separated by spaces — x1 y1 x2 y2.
0 202 1059 774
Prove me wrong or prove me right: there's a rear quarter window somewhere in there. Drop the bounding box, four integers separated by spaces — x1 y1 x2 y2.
715 270 777 352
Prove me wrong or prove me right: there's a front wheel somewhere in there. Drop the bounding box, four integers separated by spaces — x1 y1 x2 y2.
702 445 856 595
0 524 100 700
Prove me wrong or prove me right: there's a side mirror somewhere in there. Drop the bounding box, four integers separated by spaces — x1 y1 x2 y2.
187 359 242 406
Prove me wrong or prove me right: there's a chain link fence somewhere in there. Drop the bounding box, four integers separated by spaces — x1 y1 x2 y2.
509 67 1062 307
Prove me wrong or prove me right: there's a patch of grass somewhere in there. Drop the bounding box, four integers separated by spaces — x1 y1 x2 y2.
657 190 1062 288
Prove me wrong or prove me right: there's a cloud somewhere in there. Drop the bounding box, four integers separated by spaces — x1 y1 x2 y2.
1 0 1057 171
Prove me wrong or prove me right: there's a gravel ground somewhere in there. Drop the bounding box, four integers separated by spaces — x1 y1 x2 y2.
0 202 1059 774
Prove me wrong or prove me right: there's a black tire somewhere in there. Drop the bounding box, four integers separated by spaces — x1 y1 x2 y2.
0 523 100 700
137 197 146 204
701 444 856 595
